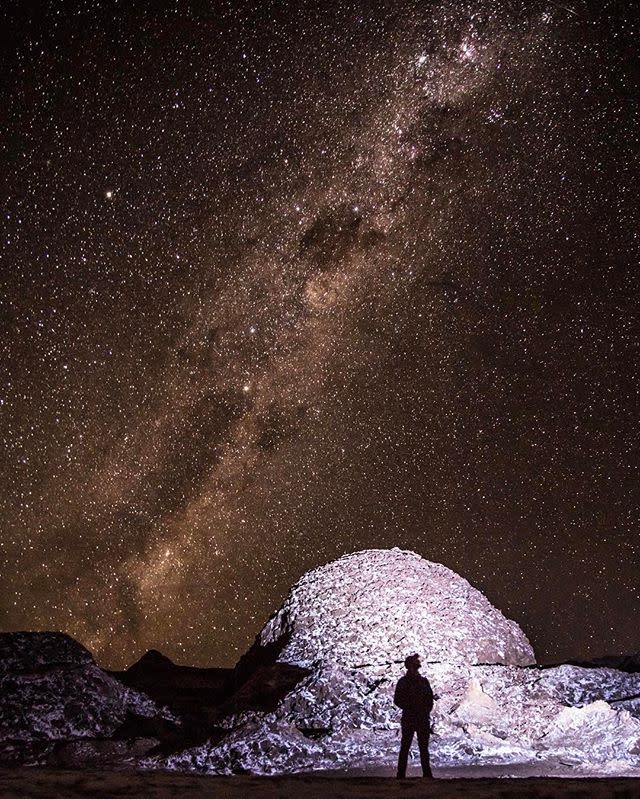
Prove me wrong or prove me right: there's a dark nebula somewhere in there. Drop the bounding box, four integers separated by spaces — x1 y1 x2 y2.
1 0 638 668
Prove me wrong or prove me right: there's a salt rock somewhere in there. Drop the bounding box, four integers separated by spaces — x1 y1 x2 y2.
0 632 167 753
540 701 640 762
256 549 535 668
0 631 94 673
451 678 500 724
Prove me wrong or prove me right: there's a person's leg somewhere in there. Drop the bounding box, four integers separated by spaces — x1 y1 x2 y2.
397 720 414 778
417 721 433 778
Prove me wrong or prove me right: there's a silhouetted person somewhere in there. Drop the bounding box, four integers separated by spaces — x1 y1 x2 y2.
394 653 435 779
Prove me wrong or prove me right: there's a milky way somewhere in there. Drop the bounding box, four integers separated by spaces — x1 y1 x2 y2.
1 1 638 667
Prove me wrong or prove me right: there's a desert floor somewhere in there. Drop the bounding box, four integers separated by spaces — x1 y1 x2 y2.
1 770 640 799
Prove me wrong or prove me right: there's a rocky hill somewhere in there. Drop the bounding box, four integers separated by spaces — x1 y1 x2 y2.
0 632 175 767
153 550 640 776
242 548 535 670
2 551 639 777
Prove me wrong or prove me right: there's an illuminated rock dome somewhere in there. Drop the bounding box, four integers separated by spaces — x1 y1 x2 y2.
154 550 640 777
256 548 535 668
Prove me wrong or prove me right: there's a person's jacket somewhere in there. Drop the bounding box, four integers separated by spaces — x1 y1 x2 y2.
393 673 434 719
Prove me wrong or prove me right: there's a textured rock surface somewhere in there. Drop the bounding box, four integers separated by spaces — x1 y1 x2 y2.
0 632 172 766
0 631 94 673
3 554 640 778
254 549 535 668
149 550 640 777
152 661 640 776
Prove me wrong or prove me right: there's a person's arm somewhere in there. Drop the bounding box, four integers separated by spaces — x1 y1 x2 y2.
393 678 407 709
423 679 436 708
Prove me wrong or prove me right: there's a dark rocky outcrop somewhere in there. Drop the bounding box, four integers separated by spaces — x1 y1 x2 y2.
222 663 311 714
0 632 312 768
0 632 174 767
111 649 232 715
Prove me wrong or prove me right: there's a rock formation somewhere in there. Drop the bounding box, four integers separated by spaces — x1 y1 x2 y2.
0 632 173 767
112 649 232 715
247 548 535 669
153 550 640 777
2 551 640 778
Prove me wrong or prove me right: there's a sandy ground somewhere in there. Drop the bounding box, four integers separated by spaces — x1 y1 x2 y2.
1 770 639 799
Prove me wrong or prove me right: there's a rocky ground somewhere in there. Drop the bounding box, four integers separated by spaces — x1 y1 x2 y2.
0 770 639 799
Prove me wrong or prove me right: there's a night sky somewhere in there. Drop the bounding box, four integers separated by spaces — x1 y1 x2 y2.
1 0 638 669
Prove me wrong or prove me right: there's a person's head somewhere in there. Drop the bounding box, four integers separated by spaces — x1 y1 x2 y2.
404 653 421 673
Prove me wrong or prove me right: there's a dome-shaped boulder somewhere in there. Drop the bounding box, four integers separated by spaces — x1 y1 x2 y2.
254 549 535 668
